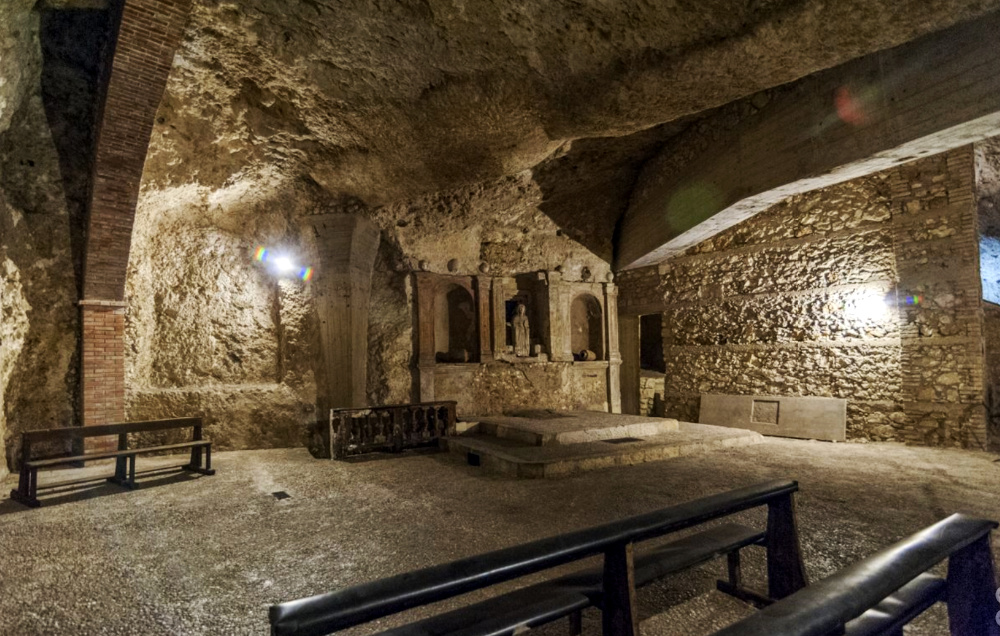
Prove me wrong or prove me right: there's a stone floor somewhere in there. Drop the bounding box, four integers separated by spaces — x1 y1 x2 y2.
1 439 998 635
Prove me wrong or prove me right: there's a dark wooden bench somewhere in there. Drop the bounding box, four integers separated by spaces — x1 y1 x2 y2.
711 513 999 636
269 479 807 636
10 417 215 508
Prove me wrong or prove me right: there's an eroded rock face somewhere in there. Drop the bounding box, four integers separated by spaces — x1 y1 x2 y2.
125 177 321 449
0 1 90 473
148 0 1000 210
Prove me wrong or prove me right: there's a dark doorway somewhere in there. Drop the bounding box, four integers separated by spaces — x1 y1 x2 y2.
640 314 665 373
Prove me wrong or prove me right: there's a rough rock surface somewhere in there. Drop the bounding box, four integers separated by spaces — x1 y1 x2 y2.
7 0 1000 462
0 2 109 473
149 0 1000 208
125 178 322 448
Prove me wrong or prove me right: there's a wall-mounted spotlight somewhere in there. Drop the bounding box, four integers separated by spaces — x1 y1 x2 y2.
844 289 890 322
254 246 314 281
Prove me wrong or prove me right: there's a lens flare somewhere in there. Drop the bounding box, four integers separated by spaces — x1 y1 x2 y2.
905 294 923 306
835 86 868 126
254 245 314 281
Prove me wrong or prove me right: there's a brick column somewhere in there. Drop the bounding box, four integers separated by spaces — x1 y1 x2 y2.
80 301 126 450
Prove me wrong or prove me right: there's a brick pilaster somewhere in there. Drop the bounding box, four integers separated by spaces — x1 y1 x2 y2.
80 302 126 450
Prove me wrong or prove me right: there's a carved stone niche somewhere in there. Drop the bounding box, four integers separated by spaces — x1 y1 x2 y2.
493 273 551 362
414 269 621 413
415 272 493 400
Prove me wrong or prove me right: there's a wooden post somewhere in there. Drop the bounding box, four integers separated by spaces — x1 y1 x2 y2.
188 423 202 470
946 534 1000 636
766 493 808 599
602 542 639 636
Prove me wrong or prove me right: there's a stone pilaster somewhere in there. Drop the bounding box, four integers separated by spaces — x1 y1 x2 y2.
475 276 493 363
604 282 622 414
491 277 507 359
305 214 380 411
414 272 437 401
546 271 574 362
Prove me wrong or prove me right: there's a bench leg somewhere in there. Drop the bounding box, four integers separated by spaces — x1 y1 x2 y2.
568 611 582 636
716 548 774 608
182 445 216 476
946 534 1000 636
126 454 136 489
107 455 130 487
10 467 41 508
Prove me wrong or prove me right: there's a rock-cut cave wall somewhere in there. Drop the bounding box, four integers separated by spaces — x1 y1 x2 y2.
1 2 111 474
123 169 612 448
619 146 990 449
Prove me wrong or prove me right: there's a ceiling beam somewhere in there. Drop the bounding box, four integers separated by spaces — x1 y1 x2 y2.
616 12 1000 270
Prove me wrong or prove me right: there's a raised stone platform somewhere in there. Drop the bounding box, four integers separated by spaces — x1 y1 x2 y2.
468 410 679 446
448 411 762 478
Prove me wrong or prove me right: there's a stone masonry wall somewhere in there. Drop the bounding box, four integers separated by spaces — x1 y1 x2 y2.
639 372 665 417
891 149 986 448
618 147 988 448
976 138 1000 450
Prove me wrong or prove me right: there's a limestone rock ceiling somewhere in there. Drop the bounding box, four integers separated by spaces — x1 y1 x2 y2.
141 0 1000 257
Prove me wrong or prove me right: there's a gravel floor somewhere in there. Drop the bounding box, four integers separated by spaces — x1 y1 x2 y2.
1 439 998 635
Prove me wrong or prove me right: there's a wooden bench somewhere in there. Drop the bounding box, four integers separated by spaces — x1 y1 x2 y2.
711 513 999 636
10 417 215 508
269 479 807 636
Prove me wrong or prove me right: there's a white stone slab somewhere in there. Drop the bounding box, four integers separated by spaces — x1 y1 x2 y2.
698 394 846 442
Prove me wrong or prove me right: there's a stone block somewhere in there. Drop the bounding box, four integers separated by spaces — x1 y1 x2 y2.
699 393 847 442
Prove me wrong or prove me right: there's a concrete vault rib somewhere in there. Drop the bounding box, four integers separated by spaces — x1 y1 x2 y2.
616 11 1000 270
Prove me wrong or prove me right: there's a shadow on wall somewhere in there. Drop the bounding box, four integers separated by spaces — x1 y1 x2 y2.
38 5 115 292
1 4 114 472
530 124 692 264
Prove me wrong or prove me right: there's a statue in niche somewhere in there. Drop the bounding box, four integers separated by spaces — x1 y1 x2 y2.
512 303 531 357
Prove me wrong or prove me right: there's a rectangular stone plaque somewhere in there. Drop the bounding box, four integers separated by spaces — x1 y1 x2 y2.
751 400 779 425
699 394 846 442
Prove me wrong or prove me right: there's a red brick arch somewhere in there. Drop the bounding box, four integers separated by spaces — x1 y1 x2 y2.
81 0 192 431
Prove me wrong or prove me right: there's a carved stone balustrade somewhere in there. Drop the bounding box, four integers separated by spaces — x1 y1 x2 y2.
325 401 458 459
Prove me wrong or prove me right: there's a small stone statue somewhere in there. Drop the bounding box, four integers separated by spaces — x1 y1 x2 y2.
512 303 530 357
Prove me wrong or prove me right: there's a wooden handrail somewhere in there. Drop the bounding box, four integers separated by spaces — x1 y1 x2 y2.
269 479 799 636
711 513 999 636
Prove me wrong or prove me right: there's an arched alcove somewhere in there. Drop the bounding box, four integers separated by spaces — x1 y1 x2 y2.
435 284 477 361
571 294 604 360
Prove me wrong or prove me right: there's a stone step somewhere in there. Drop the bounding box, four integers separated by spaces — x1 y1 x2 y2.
445 422 763 478
466 411 680 446
640 590 757 636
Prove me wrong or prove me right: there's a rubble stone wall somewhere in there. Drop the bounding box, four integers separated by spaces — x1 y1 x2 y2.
976 138 1000 450
639 372 665 417
619 147 989 448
